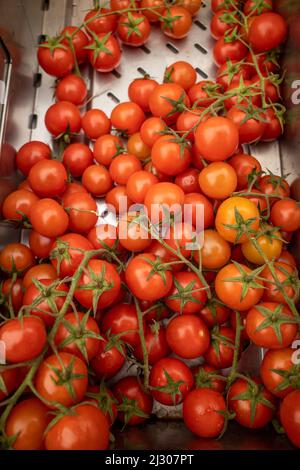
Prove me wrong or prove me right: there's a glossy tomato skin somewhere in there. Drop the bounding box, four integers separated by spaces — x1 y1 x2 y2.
151 135 191 176
56 74 87 105
174 168 201 193
165 61 196 90
280 390 300 448
113 376 153 425
227 106 266 144
0 316 46 363
198 162 237 199
91 337 125 378
149 357 194 405
109 153 142 185
260 348 300 398
166 314 210 359
117 12 151 47
134 325 170 365
63 192 98 233
5 398 50 450
62 143 94 177
128 78 158 113
127 132 150 160
44 101 81 136
87 33 121 72
248 13 287 53
184 192 214 229
22 263 57 289
228 153 262 190
101 303 140 347
1 278 24 313
140 117 166 147
183 388 226 438
61 26 89 64
210 9 237 40
0 368 20 401
38 42 74 77
195 116 239 162
204 326 236 369
213 36 247 66
197 229 231 270
270 199 300 232
82 164 113 196
126 170 158 204
165 271 207 314
111 102 146 135
93 134 123 166
16 141 51 176
30 199 69 238
199 299 231 329
141 0 165 21
160 7 192 39
29 230 55 259
28 160 67 197
2 189 39 222
84 8 118 35
148 83 188 124
0 243 35 275
192 364 225 393
82 109 111 140
45 404 109 450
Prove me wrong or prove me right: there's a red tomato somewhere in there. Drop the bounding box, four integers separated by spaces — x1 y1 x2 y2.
50 233 93 277
204 326 236 369
37 39 74 77
270 198 300 232
28 160 67 197
0 368 20 401
101 303 140 347
82 164 113 196
63 192 98 233
84 8 118 35
113 376 153 425
151 135 191 176
160 6 192 39
117 12 151 46
61 26 89 64
175 168 201 193
198 162 237 199
227 105 266 144
56 75 87 105
0 243 35 275
94 134 123 166
140 117 166 147
184 192 214 229
188 80 220 107
216 60 252 91
62 143 94 177
134 324 170 365
91 337 125 378
244 0 273 15
87 33 121 72
280 390 300 448
144 182 184 223
165 271 207 314
2 189 39 222
210 9 238 40
30 198 69 238
82 109 111 140
105 185 133 215
126 170 158 203
164 61 196 90
1 278 24 313
195 116 239 161
213 36 247 66
29 230 54 259
111 102 145 135
228 153 262 190
199 299 231 329
262 108 283 141
148 83 188 124
261 262 298 305
44 101 81 136
22 263 57 289
260 348 300 398
109 153 142 185
192 364 225 393
128 78 158 112
87 224 119 251
248 13 287 53
16 141 51 176
258 174 290 202
141 0 165 21
166 314 210 359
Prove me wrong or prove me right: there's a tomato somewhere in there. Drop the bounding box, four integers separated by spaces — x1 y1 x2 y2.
149 83 188 124
270 199 300 232
204 326 236 369
1 278 24 313
164 61 196 91
210 9 238 40
0 316 46 363
87 224 119 251
193 363 225 392
195 116 239 162
101 303 140 347
62 143 93 178
22 263 57 289
75 259 120 313
183 388 226 438
105 185 133 214
175 168 200 193
242 227 283 265
198 229 231 270
5 398 50 450
176 0 201 15
165 271 207 314
224 80 261 111
128 78 158 113
50 233 93 277
276 250 297 268
244 0 273 15
261 262 298 304
228 378 276 429
23 279 69 327
213 36 247 66
216 60 252 91
29 230 54 259
248 13 287 53
134 324 170 365
87 33 121 72
215 196 260 243
246 302 297 349
160 7 192 39
260 348 300 398
184 192 214 229
86 384 118 426
56 74 87 105
113 376 153 426
188 80 219 107
91 336 125 378
29 160 67 197
212 0 239 12
0 367 19 401
258 174 290 202
141 0 165 21
280 390 300 448
176 108 207 142
198 162 237 199
126 170 158 204
215 262 264 311
228 153 262 190
252 74 279 104
227 106 266 144
125 253 173 301
30 198 69 238
84 8 118 35
140 117 166 147
44 101 81 136
144 182 185 223
246 51 278 77
117 211 151 252
151 135 191 176
199 298 231 329
61 26 89 64
127 132 150 160
166 314 210 359
63 192 98 233
111 102 145 136
82 164 113 196
16 141 51 176
109 153 142 185
2 189 39 222
82 109 111 140
45 404 109 450
262 108 283 141
37 39 74 77
0 243 34 275
117 12 150 46
94 134 123 166
62 181 88 199
149 357 194 405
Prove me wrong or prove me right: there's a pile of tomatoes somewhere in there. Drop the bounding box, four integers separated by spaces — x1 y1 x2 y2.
0 0 300 452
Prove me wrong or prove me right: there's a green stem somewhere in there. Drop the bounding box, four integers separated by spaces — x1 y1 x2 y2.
134 298 149 390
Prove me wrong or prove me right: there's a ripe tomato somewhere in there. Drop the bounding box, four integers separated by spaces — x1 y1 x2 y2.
270 199 300 232
215 196 260 243
82 109 111 140
84 8 118 35
16 141 51 176
175 168 201 193
63 192 98 233
23 279 70 327
134 324 170 365
280 390 300 448
227 106 266 144
228 153 262 190
106 185 133 214
183 388 226 438
111 102 145 135
260 348 300 398
22 263 57 289
86 384 118 426
50 233 93 277
38 39 74 77
198 229 231 270
140 117 166 147
228 378 276 429
176 108 207 142
87 33 121 72
127 132 150 160
148 83 188 124
91 337 125 378
262 108 282 141
0 368 20 401
213 36 247 66
242 227 283 265
87 224 119 251
144 182 184 223
101 303 140 347
176 0 201 15
195 116 239 162
216 60 251 91
244 0 273 15
109 153 142 185
28 160 67 197
1 278 24 313
118 212 151 252
45 404 109 450
110 0 134 10
166 314 210 359
151 135 191 176
141 0 165 21
62 181 88 198
0 316 46 363
29 230 54 259
246 302 297 349
198 162 237 199
126 170 158 204
61 26 89 64
165 271 207 314
192 364 225 393
62 143 94 177
5 398 50 450
117 12 151 46
258 174 290 202
188 80 219 107
204 326 236 369
199 298 231 329
164 61 196 90
160 7 192 39
261 262 298 304
44 101 81 136
215 263 264 311
125 253 173 301
30 198 69 238
149 357 194 405
248 13 287 53
184 192 214 229
212 0 239 12
36 352 88 408
0 243 34 275
93 134 123 166
2 189 39 222
210 9 238 40
128 78 158 113
82 164 113 196
113 376 153 426
56 75 87 105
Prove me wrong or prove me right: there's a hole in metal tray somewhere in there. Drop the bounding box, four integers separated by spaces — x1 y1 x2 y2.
38 34 46 44
194 43 208 54
107 92 120 103
33 73 42 88
140 45 151 54
42 0 50 10
195 67 208 79
28 114 38 129
166 43 179 54
194 20 207 30
111 69 121 78
137 67 148 76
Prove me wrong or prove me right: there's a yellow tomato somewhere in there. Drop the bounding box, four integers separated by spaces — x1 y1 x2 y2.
242 227 283 265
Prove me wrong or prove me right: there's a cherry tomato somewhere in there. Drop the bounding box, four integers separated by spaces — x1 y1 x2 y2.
216 60 252 91
113 376 153 425
63 192 98 233
248 13 287 53
270 199 300 232
105 185 133 215
2 189 39 222
91 336 125 378
127 132 150 160
140 117 166 147
151 135 191 176
244 0 273 15
134 324 170 365
164 61 196 90
101 303 140 347
228 153 262 190
126 170 158 204
242 227 283 265
61 26 89 64
195 116 239 162
199 229 231 270
56 74 87 105
160 7 192 39
261 261 298 304
84 8 118 35
258 174 290 203
22 263 57 289
280 390 300 448
28 160 67 197
204 326 237 369
16 141 51 176
87 33 121 72
38 39 74 77
144 182 184 223
198 162 237 199
141 0 165 21
109 153 142 185
0 243 35 275
174 168 200 193
128 78 158 112
117 12 151 47
227 105 266 144
166 314 210 359
30 198 69 238
111 102 145 135
184 192 214 229
28 230 55 259
82 109 111 140
165 271 207 314
260 348 300 398
1 278 24 313
44 101 81 136
210 9 238 40
50 233 93 277
148 83 188 124
199 298 231 329
82 164 113 196
0 367 20 401
213 36 247 66
94 134 123 166
262 108 283 142
62 143 93 178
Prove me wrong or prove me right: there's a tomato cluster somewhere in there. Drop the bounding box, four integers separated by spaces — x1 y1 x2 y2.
0 0 300 452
